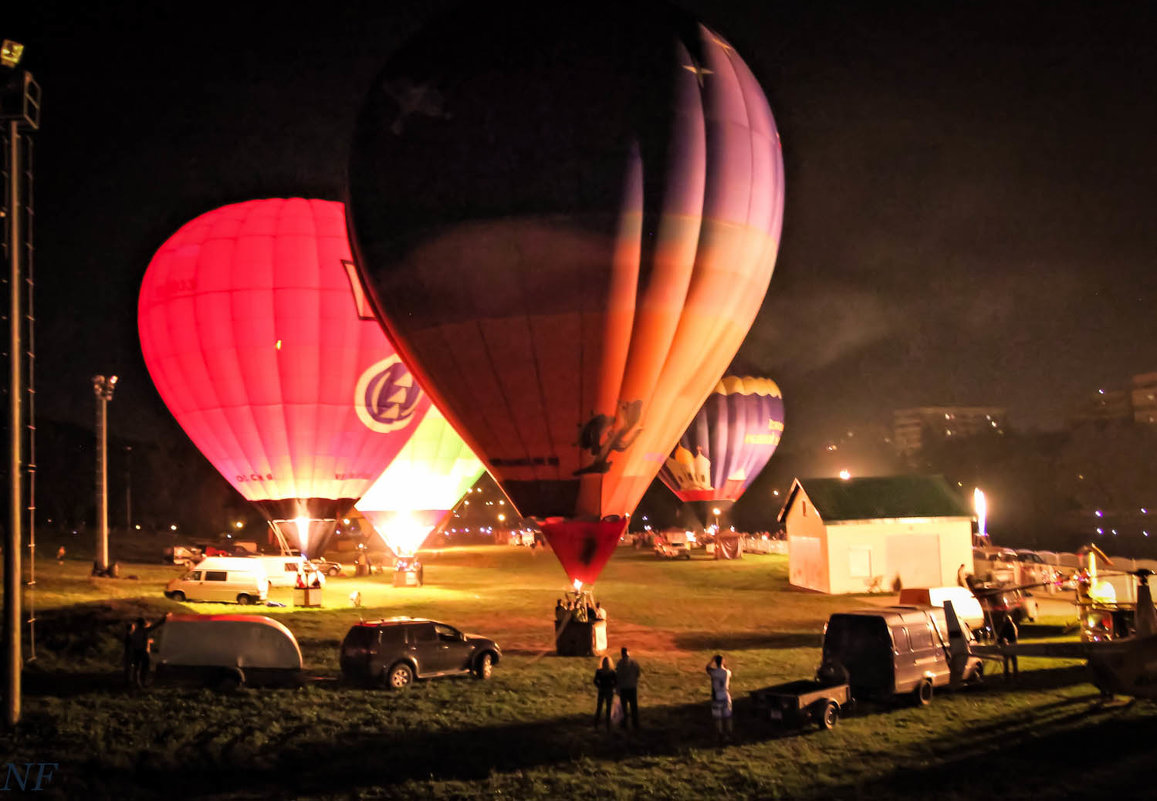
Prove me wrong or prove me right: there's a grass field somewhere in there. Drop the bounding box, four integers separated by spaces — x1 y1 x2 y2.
1 544 1153 800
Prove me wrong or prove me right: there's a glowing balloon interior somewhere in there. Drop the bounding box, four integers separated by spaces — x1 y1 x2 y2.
658 376 784 504
349 1 785 585
356 406 486 556
138 198 431 556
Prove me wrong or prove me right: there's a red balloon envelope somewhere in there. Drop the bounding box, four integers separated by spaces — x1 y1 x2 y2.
348 1 785 585
139 198 431 556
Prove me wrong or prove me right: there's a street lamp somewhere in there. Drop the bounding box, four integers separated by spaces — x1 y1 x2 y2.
92 375 117 574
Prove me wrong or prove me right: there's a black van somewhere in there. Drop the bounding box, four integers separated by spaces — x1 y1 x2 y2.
822 606 983 704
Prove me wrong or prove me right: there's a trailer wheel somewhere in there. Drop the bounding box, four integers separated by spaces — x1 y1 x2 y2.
914 678 934 706
216 668 245 692
818 701 839 730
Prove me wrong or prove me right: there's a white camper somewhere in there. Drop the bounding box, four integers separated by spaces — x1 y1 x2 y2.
164 557 269 605
152 614 303 688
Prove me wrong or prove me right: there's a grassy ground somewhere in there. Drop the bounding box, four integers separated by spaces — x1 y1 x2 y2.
1 545 1151 800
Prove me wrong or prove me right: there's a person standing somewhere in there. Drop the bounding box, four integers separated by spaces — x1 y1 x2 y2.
127 614 166 688
615 646 641 730
592 656 617 729
594 602 607 622
706 654 733 742
997 613 1019 681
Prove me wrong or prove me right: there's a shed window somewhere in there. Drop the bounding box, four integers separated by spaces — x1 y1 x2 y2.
801 501 808 517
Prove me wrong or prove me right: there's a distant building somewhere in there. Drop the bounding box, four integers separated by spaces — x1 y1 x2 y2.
1131 372 1157 425
778 475 974 594
892 406 1006 456
1069 372 1157 426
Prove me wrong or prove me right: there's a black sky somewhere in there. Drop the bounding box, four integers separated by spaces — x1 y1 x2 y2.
8 0 1157 454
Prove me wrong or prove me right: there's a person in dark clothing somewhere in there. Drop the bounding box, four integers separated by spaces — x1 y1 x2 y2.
126 615 166 688
593 656 617 729
998 614 1019 680
615 646 642 730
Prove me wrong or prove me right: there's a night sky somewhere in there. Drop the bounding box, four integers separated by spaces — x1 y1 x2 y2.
9 0 1157 456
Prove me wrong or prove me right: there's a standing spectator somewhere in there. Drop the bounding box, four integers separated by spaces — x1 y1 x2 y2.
592 656 617 729
56 545 66 564
998 613 1019 681
126 614 167 688
706 654 733 742
594 602 607 622
554 599 568 629
615 646 641 730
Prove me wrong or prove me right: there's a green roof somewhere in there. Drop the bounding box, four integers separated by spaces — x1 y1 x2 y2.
782 475 972 523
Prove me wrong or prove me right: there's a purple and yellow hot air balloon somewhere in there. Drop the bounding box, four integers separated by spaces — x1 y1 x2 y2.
658 377 784 523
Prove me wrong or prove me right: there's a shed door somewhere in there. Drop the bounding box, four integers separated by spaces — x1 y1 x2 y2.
886 534 940 588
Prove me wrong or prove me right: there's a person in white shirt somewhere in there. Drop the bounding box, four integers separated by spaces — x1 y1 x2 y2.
706 654 733 741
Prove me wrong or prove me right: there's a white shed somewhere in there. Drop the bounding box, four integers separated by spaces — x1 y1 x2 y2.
778 475 974 595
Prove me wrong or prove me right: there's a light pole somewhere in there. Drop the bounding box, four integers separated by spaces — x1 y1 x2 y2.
92 375 117 573
3 37 40 729
124 445 132 534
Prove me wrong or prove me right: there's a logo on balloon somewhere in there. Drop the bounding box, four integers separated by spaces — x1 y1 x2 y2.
355 356 423 433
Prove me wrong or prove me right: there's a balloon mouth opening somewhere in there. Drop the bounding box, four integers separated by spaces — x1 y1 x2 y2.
572 578 583 592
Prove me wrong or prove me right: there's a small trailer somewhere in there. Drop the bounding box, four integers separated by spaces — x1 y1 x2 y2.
750 679 852 730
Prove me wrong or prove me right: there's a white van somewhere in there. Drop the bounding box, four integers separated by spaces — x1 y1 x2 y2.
253 555 325 589
164 557 268 605
152 614 302 688
897 587 985 630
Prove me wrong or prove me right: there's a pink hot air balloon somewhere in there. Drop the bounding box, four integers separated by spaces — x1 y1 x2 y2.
139 198 431 556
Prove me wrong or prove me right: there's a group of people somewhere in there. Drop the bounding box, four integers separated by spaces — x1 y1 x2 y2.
554 595 607 627
591 647 734 742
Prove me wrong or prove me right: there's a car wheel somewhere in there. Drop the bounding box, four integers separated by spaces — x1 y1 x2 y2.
327 566 341 577
913 678 934 707
171 591 186 603
475 652 494 680
236 594 252 605
386 662 414 690
817 700 839 730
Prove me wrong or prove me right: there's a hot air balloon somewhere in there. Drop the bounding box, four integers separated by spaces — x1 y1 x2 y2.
356 405 486 557
139 198 431 557
347 1 785 587
657 376 785 525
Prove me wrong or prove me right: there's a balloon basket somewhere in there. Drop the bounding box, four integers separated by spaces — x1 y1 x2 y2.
554 618 607 657
293 587 323 608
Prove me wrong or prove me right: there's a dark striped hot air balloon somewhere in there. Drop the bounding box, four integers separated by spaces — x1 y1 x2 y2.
658 376 785 524
347 1 785 586
139 198 432 557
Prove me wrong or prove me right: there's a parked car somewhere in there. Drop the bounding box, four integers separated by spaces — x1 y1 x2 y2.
163 557 269 605
151 614 302 689
339 617 501 689
974 587 1038 634
164 545 204 568
1015 550 1059 591
972 547 1018 584
310 557 345 577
